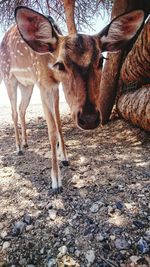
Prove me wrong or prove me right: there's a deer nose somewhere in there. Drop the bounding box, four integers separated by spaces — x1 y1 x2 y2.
77 111 100 130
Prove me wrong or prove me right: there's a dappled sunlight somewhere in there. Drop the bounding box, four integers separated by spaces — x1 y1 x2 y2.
0 114 149 266
46 215 65 228
108 213 129 227
51 198 65 210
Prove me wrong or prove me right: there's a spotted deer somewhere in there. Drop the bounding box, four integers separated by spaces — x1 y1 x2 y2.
0 6 144 193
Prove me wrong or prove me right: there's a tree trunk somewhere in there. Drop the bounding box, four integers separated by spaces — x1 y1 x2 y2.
117 86 150 131
63 0 77 34
117 18 150 132
99 0 150 125
121 19 150 85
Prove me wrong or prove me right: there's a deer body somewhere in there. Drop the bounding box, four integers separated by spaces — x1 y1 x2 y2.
0 24 68 192
0 7 145 193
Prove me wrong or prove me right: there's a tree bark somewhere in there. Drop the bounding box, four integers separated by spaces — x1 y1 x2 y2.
63 0 77 34
117 86 150 131
121 19 150 85
117 19 150 132
99 0 129 125
99 0 150 125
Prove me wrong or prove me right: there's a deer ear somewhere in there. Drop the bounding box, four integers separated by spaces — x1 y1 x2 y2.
15 6 58 53
98 10 144 52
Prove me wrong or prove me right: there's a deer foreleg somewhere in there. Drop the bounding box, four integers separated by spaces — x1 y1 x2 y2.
53 88 68 166
40 89 62 193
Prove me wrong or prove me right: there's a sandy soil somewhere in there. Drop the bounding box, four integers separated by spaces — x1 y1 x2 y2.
0 97 150 267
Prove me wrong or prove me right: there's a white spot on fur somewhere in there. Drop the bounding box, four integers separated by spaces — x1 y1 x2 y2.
48 63 53 69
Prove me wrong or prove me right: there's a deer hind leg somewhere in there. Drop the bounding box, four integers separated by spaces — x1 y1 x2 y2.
40 88 62 194
53 87 68 166
19 84 33 148
4 77 22 155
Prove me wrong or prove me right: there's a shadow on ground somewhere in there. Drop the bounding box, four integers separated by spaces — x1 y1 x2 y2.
0 115 150 266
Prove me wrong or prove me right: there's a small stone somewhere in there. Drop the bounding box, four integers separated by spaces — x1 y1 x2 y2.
85 249 95 266
110 235 116 241
57 245 68 258
90 203 99 213
40 246 46 254
107 205 115 214
48 210 57 221
63 256 77 266
115 238 129 250
116 201 124 210
96 201 104 207
26 265 36 267
26 225 33 232
145 229 150 238
75 250 80 257
133 220 145 229
63 227 70 235
47 258 57 267
23 214 32 225
96 233 105 242
12 221 26 236
19 258 27 266
1 231 7 239
130 256 140 264
2 241 10 250
137 237 149 253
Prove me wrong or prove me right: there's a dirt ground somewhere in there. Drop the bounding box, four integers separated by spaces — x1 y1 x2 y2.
0 103 150 267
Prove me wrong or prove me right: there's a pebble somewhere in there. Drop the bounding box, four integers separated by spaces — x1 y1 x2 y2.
75 249 80 257
48 210 57 221
133 220 145 229
85 249 95 266
90 203 99 213
115 238 129 250
26 225 34 232
47 258 57 267
57 245 68 258
63 256 77 266
96 233 105 242
116 201 124 210
23 214 32 225
137 237 149 253
145 229 150 241
107 205 115 215
130 256 140 264
110 235 116 241
2 241 10 250
63 227 70 235
12 221 26 236
1 231 7 239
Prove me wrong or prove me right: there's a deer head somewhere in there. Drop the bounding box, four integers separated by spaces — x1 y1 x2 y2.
15 7 144 130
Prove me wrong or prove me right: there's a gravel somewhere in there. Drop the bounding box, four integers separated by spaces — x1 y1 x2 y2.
0 110 150 266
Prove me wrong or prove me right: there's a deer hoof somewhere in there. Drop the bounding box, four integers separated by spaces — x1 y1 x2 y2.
17 150 23 156
61 160 69 167
52 186 63 195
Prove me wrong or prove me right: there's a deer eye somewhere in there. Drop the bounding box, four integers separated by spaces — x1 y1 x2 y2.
53 62 65 71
